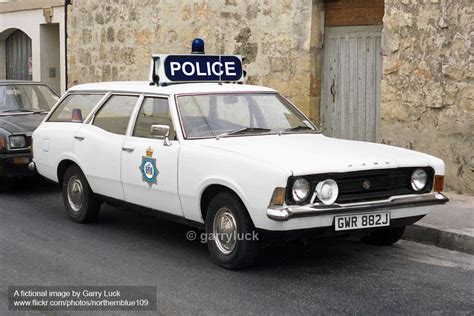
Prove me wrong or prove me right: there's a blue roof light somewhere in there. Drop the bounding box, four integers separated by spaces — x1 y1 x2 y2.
191 38 205 54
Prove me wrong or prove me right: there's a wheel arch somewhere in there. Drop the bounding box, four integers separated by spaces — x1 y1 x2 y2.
57 159 79 184
200 183 251 223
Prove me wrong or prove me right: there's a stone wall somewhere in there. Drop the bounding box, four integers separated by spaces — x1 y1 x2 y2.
66 0 323 121
67 0 472 193
381 0 473 194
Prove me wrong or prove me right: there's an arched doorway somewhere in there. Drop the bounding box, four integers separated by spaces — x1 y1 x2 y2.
5 30 32 80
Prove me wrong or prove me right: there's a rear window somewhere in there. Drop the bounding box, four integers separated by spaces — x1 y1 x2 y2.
48 94 104 122
93 95 138 135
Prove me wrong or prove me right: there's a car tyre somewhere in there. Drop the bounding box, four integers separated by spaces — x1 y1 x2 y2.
62 165 100 223
361 226 406 246
205 192 259 270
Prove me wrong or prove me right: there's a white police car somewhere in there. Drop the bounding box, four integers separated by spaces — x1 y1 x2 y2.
32 40 448 269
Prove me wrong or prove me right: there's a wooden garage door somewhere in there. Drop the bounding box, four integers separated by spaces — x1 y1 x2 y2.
321 25 382 142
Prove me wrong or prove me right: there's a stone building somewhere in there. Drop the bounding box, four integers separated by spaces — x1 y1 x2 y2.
65 0 472 194
0 0 66 93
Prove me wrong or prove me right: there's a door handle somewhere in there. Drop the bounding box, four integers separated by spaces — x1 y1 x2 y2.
122 147 134 153
74 136 85 141
330 78 336 103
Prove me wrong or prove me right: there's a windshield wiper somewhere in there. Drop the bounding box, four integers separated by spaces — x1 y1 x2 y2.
2 109 46 114
216 127 271 140
279 125 317 135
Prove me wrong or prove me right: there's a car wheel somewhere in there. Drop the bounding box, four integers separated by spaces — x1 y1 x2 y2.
205 192 259 270
62 165 100 223
361 226 406 246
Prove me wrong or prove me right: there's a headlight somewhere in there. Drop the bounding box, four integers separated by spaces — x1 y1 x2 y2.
411 169 428 191
315 179 339 205
291 177 311 203
9 135 27 149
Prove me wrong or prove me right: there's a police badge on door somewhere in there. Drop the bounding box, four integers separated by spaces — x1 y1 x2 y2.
140 147 159 187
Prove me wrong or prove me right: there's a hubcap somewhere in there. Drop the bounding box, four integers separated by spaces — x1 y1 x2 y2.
67 176 84 212
213 208 237 255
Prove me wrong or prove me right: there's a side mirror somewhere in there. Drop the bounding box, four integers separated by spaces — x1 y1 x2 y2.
150 124 171 146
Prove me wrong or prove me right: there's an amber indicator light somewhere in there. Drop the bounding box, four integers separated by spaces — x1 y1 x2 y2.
434 175 444 192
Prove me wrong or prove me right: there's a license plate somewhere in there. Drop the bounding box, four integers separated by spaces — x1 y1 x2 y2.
13 157 29 165
334 212 390 231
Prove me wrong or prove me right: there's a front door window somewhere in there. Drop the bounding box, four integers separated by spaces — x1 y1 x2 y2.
133 97 176 140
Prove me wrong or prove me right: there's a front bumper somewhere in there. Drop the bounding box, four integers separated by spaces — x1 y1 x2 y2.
267 192 449 221
258 215 425 241
0 151 36 177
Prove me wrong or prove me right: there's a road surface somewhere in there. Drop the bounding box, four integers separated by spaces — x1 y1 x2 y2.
1 178 473 314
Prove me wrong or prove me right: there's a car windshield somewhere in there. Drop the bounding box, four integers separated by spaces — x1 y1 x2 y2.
0 84 58 113
177 93 319 138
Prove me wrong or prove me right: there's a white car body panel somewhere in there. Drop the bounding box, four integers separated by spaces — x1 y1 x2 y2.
196 135 445 175
73 124 126 200
178 143 290 225
32 81 447 233
33 122 82 182
179 136 445 230
65 81 276 95
121 136 183 217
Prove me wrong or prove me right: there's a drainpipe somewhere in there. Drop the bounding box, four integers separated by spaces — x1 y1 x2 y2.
64 0 72 90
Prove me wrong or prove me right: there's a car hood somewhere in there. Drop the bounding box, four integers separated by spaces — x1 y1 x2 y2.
197 134 437 175
0 113 46 134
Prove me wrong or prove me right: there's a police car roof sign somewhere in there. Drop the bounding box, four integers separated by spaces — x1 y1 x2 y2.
149 54 244 85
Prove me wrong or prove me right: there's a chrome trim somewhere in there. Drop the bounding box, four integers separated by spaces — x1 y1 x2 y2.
125 94 145 136
213 207 238 255
28 162 36 171
266 192 449 221
122 147 134 153
67 175 84 212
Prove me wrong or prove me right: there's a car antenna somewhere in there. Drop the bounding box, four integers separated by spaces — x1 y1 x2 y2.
149 56 160 86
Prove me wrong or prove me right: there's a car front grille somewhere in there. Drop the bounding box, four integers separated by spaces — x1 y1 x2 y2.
286 167 434 205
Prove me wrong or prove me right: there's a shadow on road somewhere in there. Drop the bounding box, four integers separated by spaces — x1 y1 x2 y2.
89 203 377 272
0 175 60 194
0 175 396 271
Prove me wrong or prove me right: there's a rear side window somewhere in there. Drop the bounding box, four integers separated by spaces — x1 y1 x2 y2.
92 95 139 135
48 94 104 122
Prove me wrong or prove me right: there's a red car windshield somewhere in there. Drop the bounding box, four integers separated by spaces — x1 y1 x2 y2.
0 84 58 113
